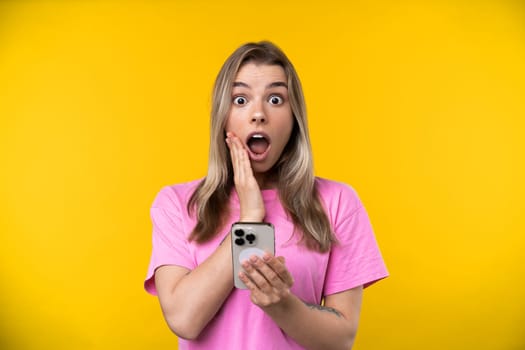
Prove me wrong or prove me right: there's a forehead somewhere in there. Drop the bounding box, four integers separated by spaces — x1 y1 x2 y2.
234 63 287 84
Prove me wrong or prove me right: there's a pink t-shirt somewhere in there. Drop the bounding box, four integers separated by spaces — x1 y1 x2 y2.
144 177 388 350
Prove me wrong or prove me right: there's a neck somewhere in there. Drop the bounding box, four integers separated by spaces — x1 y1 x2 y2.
254 171 277 190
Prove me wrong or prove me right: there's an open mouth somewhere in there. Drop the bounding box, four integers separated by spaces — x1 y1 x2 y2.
246 132 271 159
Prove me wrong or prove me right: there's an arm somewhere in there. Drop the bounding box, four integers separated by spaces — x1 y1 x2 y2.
154 234 233 340
268 287 363 350
227 130 363 347
154 132 265 340
240 254 363 350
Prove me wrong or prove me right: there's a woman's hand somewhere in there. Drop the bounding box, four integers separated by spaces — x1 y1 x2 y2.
239 253 360 350
239 253 295 309
226 131 265 222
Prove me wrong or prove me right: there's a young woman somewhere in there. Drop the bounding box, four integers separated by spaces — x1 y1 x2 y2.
144 41 388 350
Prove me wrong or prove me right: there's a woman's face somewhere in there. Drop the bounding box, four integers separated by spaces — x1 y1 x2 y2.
225 63 294 175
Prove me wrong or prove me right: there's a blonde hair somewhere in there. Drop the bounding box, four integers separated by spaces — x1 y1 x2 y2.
188 41 335 252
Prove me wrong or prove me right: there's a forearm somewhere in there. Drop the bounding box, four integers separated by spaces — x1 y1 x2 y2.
158 236 233 339
263 294 358 350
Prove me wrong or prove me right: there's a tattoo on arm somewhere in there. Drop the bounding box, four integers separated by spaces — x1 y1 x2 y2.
304 302 343 318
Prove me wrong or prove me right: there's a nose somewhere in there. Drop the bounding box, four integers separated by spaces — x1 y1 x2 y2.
251 112 266 124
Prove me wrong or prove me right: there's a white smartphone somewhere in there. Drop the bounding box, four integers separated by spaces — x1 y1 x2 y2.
231 222 275 289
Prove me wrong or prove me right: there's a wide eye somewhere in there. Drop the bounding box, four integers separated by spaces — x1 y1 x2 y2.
269 95 283 105
233 96 247 105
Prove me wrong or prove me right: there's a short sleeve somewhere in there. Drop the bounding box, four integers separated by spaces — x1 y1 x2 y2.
323 186 388 296
144 187 195 295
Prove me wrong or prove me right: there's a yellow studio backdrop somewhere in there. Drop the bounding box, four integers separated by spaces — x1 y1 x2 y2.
1 0 524 349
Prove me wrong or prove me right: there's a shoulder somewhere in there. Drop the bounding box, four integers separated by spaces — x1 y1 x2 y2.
314 177 368 230
315 177 364 214
152 178 203 211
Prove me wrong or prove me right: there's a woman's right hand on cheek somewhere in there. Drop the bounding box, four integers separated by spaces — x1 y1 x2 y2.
226 132 265 222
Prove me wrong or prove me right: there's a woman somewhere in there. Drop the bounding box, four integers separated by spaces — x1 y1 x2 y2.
144 41 388 349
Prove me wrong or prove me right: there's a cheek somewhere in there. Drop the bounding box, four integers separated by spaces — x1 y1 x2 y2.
224 113 237 132
275 117 294 148
224 119 232 132
280 112 294 135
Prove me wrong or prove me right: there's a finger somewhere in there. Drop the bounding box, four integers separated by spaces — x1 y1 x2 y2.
233 137 252 176
264 254 294 287
228 134 251 170
231 136 251 180
239 271 269 306
226 133 245 182
228 134 249 182
249 255 288 291
242 258 275 294
264 253 285 264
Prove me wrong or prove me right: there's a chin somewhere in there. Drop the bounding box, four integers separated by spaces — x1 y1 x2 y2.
250 161 276 174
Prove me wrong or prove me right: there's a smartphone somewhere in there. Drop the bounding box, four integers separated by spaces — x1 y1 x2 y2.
231 222 275 289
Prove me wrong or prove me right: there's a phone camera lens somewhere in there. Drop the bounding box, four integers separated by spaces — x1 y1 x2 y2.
245 233 256 244
234 229 245 237
235 238 245 246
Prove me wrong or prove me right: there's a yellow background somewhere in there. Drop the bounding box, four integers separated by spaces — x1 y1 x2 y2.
1 0 524 349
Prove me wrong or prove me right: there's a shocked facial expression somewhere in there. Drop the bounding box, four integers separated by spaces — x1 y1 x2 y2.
225 63 294 175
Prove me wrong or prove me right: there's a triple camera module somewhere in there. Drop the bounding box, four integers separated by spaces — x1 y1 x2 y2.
233 228 256 246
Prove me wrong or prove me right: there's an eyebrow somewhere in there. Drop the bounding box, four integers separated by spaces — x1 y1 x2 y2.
232 81 288 89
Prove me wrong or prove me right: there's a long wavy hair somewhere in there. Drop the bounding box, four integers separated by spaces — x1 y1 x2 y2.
187 41 335 252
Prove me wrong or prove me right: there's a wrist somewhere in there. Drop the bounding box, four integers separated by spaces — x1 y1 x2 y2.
263 292 298 317
239 206 265 223
239 213 265 222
